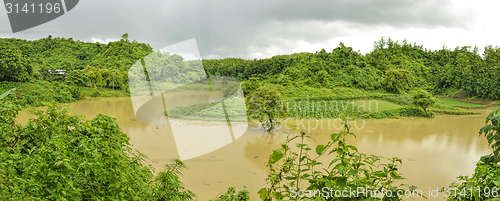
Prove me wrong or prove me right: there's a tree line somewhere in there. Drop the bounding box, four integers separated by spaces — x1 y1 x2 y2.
2 36 500 100
204 38 500 100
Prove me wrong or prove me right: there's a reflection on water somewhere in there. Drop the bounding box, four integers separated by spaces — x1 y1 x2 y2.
16 97 494 201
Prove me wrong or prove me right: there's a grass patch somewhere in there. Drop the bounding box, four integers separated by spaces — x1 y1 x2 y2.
438 97 484 108
383 94 413 106
352 99 403 113
0 81 130 107
286 99 367 119
283 86 395 101
361 107 427 119
81 87 130 98
166 97 247 122
428 106 478 115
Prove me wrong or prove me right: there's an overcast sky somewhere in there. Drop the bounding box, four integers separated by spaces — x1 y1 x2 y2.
1 0 499 59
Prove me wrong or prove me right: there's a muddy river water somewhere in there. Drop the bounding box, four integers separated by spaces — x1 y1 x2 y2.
16 96 495 200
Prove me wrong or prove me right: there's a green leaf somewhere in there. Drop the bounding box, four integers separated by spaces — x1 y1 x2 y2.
347 145 358 152
492 176 500 186
334 163 349 174
269 148 284 165
346 170 358 178
336 177 347 188
316 145 326 155
331 134 340 142
258 188 269 200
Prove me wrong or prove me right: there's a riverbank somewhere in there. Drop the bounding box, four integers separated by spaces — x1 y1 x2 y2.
3 80 497 121
0 80 129 107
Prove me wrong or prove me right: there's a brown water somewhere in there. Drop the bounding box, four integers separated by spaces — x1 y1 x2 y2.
16 97 494 201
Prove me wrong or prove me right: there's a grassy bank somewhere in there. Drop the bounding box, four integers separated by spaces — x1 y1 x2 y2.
2 80 487 120
0 81 129 107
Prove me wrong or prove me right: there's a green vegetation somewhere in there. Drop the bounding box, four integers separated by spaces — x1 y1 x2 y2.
247 86 289 131
0 80 128 107
0 101 195 200
353 99 403 111
438 97 484 108
205 38 500 100
258 118 423 200
0 40 33 82
3 35 500 199
3 35 498 119
165 96 247 122
0 34 152 105
383 69 414 93
287 99 366 119
411 88 438 117
210 187 251 201
383 94 413 106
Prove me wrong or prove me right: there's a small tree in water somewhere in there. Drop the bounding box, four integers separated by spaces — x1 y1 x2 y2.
412 88 437 117
247 86 288 132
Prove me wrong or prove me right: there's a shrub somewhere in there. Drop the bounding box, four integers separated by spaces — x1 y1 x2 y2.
247 85 288 131
0 101 195 200
152 159 195 201
384 69 414 93
0 102 155 200
411 88 438 117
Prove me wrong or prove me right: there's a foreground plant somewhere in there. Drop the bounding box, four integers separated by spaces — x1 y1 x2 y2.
152 159 195 201
0 101 194 200
259 116 424 200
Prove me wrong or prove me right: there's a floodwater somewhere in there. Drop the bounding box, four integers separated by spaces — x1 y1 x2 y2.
16 96 494 201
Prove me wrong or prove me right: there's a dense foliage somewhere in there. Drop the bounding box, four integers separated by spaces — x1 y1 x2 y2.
0 40 33 82
246 85 289 131
0 101 195 200
3 36 500 106
206 38 500 100
411 88 437 117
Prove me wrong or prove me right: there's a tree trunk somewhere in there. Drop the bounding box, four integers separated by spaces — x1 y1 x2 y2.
267 118 273 132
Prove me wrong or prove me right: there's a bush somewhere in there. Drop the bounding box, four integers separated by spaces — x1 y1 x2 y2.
384 69 414 93
0 101 195 200
152 159 195 201
411 88 438 117
0 102 155 200
247 85 288 131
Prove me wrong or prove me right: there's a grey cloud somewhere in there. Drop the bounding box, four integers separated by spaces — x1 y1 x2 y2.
0 0 475 59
